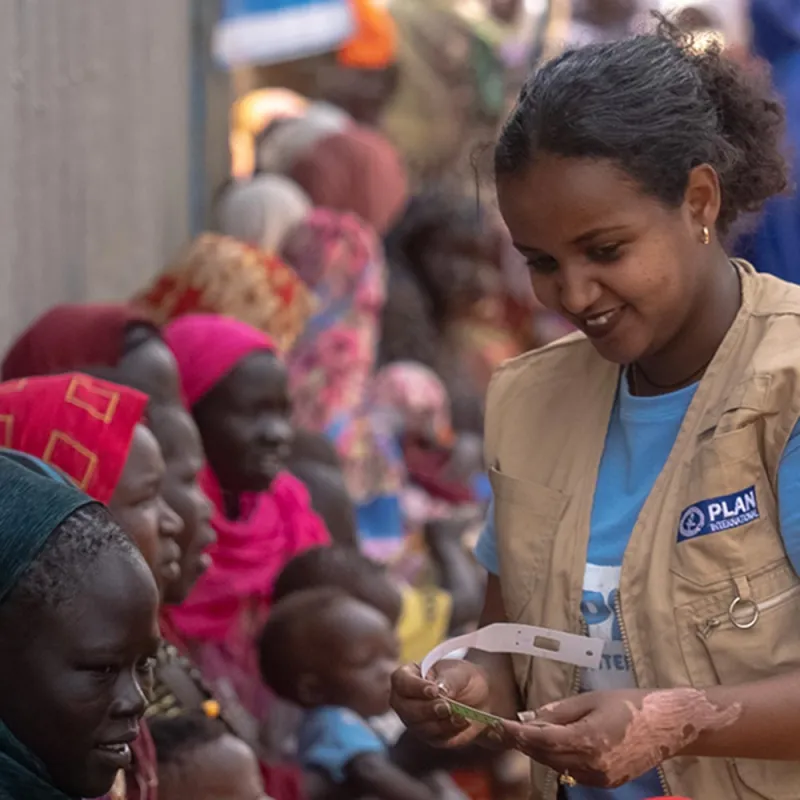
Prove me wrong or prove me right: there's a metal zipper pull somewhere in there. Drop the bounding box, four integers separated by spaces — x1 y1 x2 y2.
696 617 722 640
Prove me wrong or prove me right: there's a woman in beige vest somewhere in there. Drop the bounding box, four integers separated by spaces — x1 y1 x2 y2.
391 19 800 800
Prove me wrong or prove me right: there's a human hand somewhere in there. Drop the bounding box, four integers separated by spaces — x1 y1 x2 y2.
390 660 493 748
498 688 740 788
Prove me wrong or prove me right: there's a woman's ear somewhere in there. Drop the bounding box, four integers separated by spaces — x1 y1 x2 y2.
684 163 722 232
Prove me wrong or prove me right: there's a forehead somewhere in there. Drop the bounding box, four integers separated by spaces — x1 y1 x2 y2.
497 155 660 249
324 600 393 644
39 549 158 651
126 424 166 476
216 352 287 403
150 406 202 462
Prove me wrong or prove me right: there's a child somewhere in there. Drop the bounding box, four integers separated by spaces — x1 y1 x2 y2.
260 588 466 800
149 712 270 800
273 536 481 666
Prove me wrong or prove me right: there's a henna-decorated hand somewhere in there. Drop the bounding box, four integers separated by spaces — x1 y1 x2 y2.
498 688 740 788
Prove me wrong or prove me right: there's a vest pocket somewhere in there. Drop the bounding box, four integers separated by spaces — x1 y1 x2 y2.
489 467 568 622
678 563 800 799
732 760 800 800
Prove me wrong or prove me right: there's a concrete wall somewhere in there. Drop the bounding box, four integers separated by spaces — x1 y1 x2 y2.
0 0 195 348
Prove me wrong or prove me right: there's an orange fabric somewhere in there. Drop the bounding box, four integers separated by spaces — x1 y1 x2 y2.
137 234 315 355
337 0 397 69
0 374 147 503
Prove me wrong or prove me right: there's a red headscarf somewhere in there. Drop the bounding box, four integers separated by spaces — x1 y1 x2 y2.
288 126 408 235
2 304 155 380
162 314 330 644
0 374 147 503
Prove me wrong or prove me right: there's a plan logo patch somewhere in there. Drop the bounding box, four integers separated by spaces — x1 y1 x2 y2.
677 486 759 542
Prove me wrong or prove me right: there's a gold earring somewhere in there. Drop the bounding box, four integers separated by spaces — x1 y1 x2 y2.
701 225 710 245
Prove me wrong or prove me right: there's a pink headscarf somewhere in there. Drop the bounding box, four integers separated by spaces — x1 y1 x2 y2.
163 313 275 406
161 314 330 646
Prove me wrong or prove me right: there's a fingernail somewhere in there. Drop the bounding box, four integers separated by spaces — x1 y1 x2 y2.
486 729 503 744
424 685 439 699
434 702 451 719
518 710 537 723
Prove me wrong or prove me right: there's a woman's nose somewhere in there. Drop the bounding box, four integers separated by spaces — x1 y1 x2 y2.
158 497 183 539
558 265 602 317
110 671 148 720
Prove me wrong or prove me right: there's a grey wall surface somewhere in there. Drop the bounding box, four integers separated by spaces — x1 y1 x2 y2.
0 0 194 348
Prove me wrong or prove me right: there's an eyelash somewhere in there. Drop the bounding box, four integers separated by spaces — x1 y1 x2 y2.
527 243 624 274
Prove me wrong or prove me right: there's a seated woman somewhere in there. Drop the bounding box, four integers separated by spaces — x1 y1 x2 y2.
162 314 330 737
0 451 159 800
0 373 181 800
283 209 406 564
1 303 181 405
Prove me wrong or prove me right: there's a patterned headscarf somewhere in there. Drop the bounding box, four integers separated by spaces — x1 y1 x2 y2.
217 175 312 254
283 210 403 503
368 362 453 447
0 374 148 504
137 234 315 354
288 126 408 235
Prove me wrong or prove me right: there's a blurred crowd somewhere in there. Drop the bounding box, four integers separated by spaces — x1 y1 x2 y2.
0 2 798 800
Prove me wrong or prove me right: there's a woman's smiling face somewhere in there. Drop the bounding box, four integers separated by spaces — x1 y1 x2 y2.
0 546 160 799
497 154 719 366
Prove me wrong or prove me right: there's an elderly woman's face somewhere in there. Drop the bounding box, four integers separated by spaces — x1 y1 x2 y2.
0 548 159 798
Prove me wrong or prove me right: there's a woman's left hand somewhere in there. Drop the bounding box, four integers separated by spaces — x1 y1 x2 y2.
497 688 740 788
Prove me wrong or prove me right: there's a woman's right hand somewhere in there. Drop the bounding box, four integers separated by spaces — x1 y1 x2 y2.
390 659 493 748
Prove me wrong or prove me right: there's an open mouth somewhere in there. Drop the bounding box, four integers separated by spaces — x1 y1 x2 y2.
578 306 625 339
92 742 133 770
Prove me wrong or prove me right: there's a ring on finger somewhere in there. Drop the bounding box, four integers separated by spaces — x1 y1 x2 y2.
559 771 577 788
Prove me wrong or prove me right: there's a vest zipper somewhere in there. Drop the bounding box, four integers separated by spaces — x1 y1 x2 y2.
541 620 586 800
614 592 671 796
695 580 800 640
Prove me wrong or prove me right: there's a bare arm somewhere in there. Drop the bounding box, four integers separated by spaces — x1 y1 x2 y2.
683 671 800 760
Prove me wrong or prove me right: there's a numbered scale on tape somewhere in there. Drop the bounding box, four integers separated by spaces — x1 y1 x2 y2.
421 624 604 726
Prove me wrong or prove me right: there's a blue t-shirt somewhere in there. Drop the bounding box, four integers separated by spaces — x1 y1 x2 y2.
298 706 387 784
475 375 800 800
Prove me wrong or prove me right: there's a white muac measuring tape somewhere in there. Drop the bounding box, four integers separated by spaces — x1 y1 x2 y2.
421 624 605 727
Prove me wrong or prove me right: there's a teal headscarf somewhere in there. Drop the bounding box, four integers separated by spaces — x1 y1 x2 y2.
0 450 97 800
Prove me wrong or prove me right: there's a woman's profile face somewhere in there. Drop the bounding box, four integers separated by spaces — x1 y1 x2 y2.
150 405 215 605
194 351 293 495
110 424 183 597
0 548 159 798
497 154 716 367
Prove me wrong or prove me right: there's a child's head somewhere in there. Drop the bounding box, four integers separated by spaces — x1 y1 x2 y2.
150 712 267 800
273 545 403 626
260 588 399 719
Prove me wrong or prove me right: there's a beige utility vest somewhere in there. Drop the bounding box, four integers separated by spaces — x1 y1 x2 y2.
485 263 800 800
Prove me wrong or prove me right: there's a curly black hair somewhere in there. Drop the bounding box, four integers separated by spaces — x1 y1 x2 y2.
259 587 351 704
272 545 388 606
495 19 788 234
1 505 137 617
149 711 226 770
